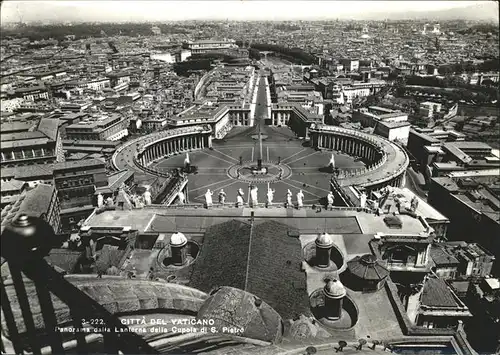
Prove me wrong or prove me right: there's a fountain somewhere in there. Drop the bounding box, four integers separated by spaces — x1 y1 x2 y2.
227 120 292 184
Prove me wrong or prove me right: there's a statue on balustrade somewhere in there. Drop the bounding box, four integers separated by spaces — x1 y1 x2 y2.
297 190 304 209
143 189 152 206
218 189 226 204
327 191 334 209
250 185 259 207
178 190 186 205
410 195 419 212
97 193 104 208
286 189 293 207
236 194 244 208
106 196 114 207
238 188 245 198
267 186 275 206
205 189 213 207
133 196 144 209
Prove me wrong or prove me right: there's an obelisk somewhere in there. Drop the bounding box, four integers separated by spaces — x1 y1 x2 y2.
257 128 263 170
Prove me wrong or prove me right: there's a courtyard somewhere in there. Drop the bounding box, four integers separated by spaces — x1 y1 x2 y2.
153 126 366 206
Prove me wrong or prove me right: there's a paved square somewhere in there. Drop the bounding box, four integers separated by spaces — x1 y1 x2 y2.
154 127 365 205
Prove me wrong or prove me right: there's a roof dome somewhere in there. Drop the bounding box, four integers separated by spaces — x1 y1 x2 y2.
323 279 346 299
198 287 283 343
347 254 389 281
170 232 187 246
315 233 333 248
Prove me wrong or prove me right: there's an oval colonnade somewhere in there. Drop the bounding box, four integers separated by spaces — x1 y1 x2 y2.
309 123 409 192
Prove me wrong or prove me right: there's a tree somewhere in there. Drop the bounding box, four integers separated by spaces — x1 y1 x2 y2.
371 340 380 350
337 340 347 352
357 338 367 350
305 346 317 355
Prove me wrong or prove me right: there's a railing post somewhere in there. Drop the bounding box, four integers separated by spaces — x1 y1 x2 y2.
1 277 24 354
1 215 158 355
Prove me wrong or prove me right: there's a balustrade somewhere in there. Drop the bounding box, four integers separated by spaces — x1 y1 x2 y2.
1 216 158 354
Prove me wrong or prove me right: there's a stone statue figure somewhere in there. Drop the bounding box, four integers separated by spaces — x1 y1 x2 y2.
411 195 419 212
106 196 114 207
267 187 275 205
178 190 186 205
360 191 367 209
205 189 213 207
238 188 245 198
97 193 104 208
297 190 304 208
250 186 259 207
327 191 334 207
286 189 293 207
218 189 226 204
134 196 144 209
236 194 244 208
143 189 152 206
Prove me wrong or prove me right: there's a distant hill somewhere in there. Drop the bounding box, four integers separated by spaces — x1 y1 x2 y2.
360 2 499 22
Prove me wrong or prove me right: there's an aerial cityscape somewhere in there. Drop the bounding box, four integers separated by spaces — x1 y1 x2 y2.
0 1 499 354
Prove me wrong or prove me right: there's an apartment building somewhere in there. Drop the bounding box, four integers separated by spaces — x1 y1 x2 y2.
65 114 129 141
0 118 64 167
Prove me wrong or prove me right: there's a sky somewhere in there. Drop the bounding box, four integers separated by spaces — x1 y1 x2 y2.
0 0 493 23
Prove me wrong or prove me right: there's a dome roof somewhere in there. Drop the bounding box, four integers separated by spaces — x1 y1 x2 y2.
315 233 333 248
347 254 389 281
170 232 187 246
198 287 283 344
323 279 346 299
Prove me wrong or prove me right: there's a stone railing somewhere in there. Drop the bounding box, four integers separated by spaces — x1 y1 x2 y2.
132 155 172 178
311 124 386 149
112 126 210 171
312 125 409 188
311 125 390 177
159 176 189 205
144 203 372 212
140 125 211 152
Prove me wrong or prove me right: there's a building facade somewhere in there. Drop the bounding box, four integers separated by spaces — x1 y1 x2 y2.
65 114 129 141
1 119 64 168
